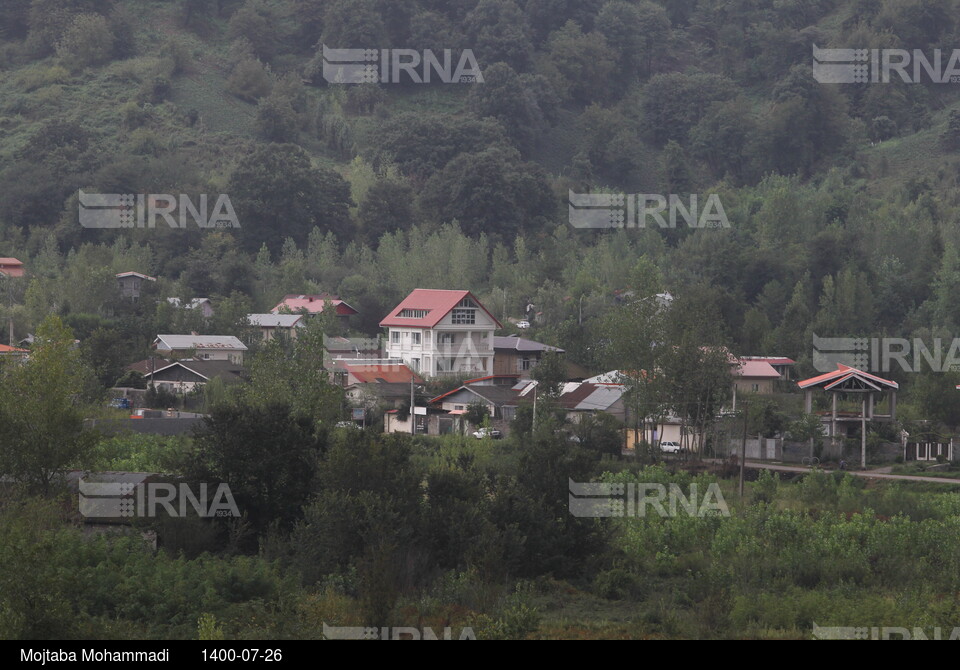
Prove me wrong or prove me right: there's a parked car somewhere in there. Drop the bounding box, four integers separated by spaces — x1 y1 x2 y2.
472 427 503 439
335 421 362 430
516 320 531 329
108 397 131 410
659 440 683 453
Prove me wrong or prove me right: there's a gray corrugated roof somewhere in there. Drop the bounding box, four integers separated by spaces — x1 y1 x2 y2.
247 313 303 328
155 335 247 351
493 336 564 353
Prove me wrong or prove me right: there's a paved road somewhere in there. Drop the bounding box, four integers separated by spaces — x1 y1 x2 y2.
736 460 960 486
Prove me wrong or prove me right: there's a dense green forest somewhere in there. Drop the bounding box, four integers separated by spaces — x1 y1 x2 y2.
4 0 960 641
3 0 960 378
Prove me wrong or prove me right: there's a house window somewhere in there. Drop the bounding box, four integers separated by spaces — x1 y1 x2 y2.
411 358 420 371
391 331 400 344
454 405 465 410
412 332 421 345
438 333 455 345
399 309 429 318
521 356 532 371
451 308 475 325
751 384 759 392
457 297 478 308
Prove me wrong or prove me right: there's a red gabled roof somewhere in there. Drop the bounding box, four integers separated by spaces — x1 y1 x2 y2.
272 294 358 316
342 363 423 384
798 364 898 390
379 289 502 329
0 258 24 277
0 344 27 353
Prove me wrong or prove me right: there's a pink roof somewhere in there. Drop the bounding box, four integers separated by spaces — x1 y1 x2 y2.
732 360 782 379
379 289 502 329
0 258 24 277
271 294 358 316
798 364 898 390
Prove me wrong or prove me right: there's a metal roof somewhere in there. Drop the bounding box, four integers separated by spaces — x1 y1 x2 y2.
154 335 247 351
380 289 503 329
492 335 564 353
247 313 304 328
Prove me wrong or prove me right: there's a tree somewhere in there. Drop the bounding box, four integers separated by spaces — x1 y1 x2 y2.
600 260 668 455
419 145 555 240
226 57 273 102
0 316 98 495
641 72 737 145
531 350 566 398
464 0 533 72
357 178 415 246
464 401 490 428
243 316 345 427
466 62 545 153
188 400 324 541
255 94 299 143
55 13 115 71
226 0 277 61
595 0 669 78
229 144 353 252
543 21 616 103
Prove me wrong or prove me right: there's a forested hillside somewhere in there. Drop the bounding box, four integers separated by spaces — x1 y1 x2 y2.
3 0 960 401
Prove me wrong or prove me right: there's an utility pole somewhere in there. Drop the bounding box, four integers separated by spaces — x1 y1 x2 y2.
410 374 416 435
739 400 747 499
532 383 537 432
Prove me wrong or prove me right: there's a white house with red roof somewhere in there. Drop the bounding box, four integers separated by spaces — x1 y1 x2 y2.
380 289 501 378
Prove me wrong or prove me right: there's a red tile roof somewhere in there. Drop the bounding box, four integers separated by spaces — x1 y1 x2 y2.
0 258 24 277
379 289 502 329
271 294 358 316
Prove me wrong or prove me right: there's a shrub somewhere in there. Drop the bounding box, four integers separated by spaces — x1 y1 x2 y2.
55 14 115 71
226 58 273 102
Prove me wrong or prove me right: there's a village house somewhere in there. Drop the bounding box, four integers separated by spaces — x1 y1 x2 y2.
517 380 626 424
380 289 501 378
115 271 155 301
492 335 564 378
166 297 214 319
247 313 305 341
0 258 24 278
0 343 28 362
142 359 245 394
271 293 358 325
153 335 247 365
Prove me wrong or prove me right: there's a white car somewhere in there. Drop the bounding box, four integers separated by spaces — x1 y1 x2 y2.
516 320 531 329
472 428 503 439
659 441 683 453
